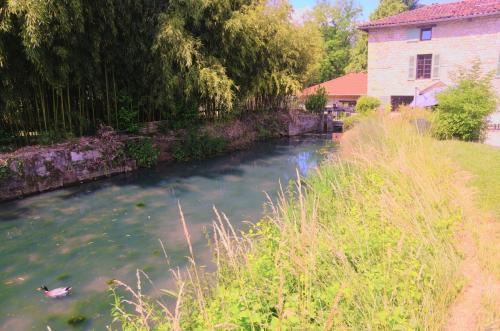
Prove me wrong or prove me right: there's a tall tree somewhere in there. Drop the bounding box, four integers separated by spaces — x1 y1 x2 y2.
306 0 361 82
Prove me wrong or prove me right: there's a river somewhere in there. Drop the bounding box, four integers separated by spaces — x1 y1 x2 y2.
0 135 334 330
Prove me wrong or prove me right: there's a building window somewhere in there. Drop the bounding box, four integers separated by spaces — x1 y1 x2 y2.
420 28 432 41
391 96 414 111
416 54 433 79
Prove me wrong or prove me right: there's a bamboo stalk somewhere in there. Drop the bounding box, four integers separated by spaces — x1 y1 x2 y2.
53 88 57 132
113 67 118 128
78 86 83 136
60 89 66 132
105 63 111 125
67 84 72 134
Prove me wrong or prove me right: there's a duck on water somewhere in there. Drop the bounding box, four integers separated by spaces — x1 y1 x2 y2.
37 286 72 299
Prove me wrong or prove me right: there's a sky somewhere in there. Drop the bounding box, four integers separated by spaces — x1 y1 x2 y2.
291 0 459 21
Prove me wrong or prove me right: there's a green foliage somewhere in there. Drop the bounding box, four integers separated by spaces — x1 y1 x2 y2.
37 131 73 146
342 114 361 130
304 86 328 113
125 138 159 168
117 95 139 134
308 0 361 81
442 141 500 219
371 0 408 20
155 0 323 116
1 0 165 141
433 61 497 141
355 96 381 114
67 315 86 326
0 160 11 181
0 0 323 143
55 273 70 281
345 31 367 73
172 131 228 162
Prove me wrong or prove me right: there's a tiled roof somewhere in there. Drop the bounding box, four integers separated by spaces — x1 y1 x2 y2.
300 72 367 97
359 0 500 30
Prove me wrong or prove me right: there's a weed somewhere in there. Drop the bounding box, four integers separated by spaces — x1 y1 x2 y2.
67 315 86 326
172 130 227 162
125 138 159 168
56 273 70 281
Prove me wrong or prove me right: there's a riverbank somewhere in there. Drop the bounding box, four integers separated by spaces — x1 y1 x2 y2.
0 134 334 330
0 110 325 202
112 113 500 330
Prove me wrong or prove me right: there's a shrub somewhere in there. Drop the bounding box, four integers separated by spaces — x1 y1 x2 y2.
342 114 360 130
304 86 327 113
125 138 159 168
433 61 497 141
172 130 227 162
355 96 381 114
37 130 74 145
117 95 139 134
0 159 11 181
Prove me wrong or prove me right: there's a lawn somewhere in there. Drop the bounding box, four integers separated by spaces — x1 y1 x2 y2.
440 141 500 218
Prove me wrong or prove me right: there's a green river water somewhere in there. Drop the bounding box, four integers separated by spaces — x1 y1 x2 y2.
0 135 334 330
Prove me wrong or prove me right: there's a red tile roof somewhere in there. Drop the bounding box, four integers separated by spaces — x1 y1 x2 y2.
300 72 367 97
359 0 500 30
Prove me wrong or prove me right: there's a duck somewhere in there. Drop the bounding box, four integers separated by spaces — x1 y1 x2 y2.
38 285 72 298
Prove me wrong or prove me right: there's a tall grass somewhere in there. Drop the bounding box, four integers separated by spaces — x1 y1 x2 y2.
111 114 465 330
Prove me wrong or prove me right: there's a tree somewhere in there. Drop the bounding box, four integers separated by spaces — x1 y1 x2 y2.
403 0 422 10
306 0 361 82
0 0 324 143
370 0 408 20
345 31 367 73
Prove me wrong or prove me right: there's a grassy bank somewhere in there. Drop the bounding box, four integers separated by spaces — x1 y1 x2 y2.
439 140 500 328
440 141 500 218
112 114 470 330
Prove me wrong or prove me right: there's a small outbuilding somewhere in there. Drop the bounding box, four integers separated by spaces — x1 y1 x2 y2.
299 72 367 112
410 81 447 108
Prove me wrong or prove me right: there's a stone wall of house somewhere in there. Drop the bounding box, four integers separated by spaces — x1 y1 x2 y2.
367 14 500 107
0 110 323 202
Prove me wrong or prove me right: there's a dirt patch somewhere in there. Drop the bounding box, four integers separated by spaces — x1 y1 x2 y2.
445 229 500 331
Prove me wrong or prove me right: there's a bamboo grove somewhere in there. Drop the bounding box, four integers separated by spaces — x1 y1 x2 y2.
0 0 322 144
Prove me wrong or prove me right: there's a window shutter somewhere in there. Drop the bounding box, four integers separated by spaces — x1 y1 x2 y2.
497 53 500 77
408 56 415 80
432 54 440 79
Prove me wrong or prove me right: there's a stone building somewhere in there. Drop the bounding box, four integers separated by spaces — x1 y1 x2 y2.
359 0 500 111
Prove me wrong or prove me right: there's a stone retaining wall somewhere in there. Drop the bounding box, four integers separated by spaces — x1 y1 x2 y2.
0 110 321 202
